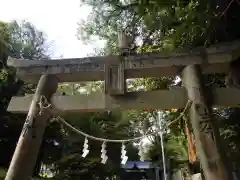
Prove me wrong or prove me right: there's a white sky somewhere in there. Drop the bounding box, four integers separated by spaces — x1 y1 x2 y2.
0 0 105 58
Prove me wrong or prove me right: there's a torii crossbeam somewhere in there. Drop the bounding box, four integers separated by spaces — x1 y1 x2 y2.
7 40 240 83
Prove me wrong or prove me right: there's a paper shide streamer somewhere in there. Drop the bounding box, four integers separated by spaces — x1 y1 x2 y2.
82 137 89 158
101 141 108 164
138 142 145 162
121 143 128 165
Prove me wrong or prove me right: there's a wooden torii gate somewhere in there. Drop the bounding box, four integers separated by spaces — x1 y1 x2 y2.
4 34 240 180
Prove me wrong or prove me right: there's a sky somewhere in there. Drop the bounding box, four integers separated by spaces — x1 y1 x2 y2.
0 0 105 58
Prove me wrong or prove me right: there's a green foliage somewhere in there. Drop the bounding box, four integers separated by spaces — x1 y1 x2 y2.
147 132 188 168
78 0 240 54
9 20 50 60
0 22 12 64
0 20 60 178
0 168 49 180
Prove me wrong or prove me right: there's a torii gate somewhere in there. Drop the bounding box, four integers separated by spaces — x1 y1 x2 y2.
4 33 240 180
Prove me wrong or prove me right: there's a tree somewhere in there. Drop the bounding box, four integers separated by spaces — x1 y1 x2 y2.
9 20 50 60
78 0 240 50
0 20 63 178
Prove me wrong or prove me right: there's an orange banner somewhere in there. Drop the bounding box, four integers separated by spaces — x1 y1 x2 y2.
186 122 197 163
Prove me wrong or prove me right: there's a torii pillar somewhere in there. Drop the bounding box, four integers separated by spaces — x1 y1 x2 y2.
5 74 58 180
182 65 232 180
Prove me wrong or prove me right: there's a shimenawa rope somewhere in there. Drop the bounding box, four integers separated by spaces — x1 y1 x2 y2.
54 100 192 143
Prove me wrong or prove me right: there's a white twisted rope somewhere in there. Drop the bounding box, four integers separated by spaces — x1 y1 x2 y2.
38 96 52 115
54 100 192 143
